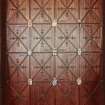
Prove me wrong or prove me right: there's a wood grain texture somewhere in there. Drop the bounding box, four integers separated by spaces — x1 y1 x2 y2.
4 0 105 105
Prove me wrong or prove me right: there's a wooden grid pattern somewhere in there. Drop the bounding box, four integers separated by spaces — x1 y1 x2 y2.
6 0 104 105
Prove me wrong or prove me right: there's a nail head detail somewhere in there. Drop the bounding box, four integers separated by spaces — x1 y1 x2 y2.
28 50 32 56
52 78 58 86
77 48 82 56
52 20 57 27
53 48 57 56
28 19 32 27
76 77 82 85
28 78 32 85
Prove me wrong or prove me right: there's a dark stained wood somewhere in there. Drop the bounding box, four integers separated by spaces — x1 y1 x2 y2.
102 0 105 101
0 0 2 104
1 0 8 105
1 0 105 105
